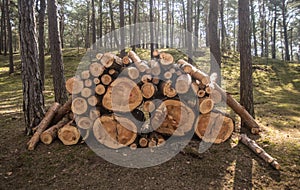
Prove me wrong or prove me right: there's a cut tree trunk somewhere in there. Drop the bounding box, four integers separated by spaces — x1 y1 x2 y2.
102 77 143 112
40 117 70 145
93 114 137 149
58 121 81 145
240 134 280 170
151 100 195 136
27 102 61 150
194 111 234 144
66 77 84 94
213 83 260 134
71 97 88 115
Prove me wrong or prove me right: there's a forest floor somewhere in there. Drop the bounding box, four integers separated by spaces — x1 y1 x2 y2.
0 48 299 189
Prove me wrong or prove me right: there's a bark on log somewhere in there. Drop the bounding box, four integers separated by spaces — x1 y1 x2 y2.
213 83 260 134
194 112 234 144
240 134 280 170
151 100 195 136
27 102 61 150
52 98 72 124
58 121 81 145
93 114 137 149
102 77 143 112
40 117 70 145
178 59 210 85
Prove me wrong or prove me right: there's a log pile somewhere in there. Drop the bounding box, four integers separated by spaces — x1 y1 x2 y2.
25 50 282 170
64 50 236 149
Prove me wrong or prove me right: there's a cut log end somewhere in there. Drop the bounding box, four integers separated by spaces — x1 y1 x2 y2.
195 112 234 144
58 122 81 145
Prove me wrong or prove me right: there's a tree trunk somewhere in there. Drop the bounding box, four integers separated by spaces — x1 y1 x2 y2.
194 0 201 50
91 0 96 47
47 0 68 104
2 0 7 56
85 0 90 49
6 0 13 74
282 0 290 61
132 0 138 51
271 3 277 59
150 0 154 58
58 2 64 49
187 0 193 63
37 0 46 87
209 0 221 85
108 0 119 48
259 1 265 57
220 0 227 52
238 0 255 127
250 0 258 56
0 1 4 54
119 0 126 57
18 0 45 134
98 0 103 47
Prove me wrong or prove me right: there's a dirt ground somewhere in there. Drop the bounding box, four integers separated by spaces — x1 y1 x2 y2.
0 50 299 189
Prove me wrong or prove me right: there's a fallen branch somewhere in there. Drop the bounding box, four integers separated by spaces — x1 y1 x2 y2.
239 134 280 170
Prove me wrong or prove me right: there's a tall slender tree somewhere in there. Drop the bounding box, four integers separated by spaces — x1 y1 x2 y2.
209 0 221 84
132 0 138 51
6 0 13 74
98 0 103 47
281 0 290 60
250 0 258 56
119 0 125 57
18 0 45 133
239 0 254 123
47 0 68 104
2 0 7 56
149 0 154 58
187 0 193 63
37 0 46 87
85 0 90 49
91 0 96 47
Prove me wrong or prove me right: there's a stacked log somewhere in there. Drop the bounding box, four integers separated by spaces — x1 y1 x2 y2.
63 50 236 149
26 50 282 170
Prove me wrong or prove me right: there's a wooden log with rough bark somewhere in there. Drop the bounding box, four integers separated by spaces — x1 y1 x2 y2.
178 59 210 85
239 134 280 170
58 121 81 145
213 83 260 134
52 98 72 124
27 102 61 150
40 117 70 145
194 111 234 144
